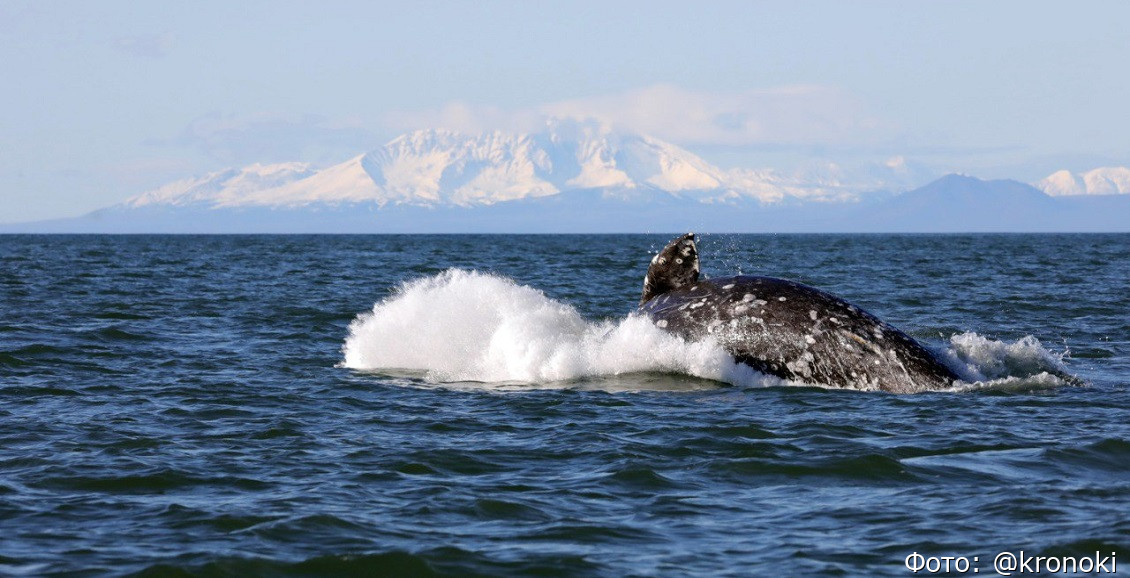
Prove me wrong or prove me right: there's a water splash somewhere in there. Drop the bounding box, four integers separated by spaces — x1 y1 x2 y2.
342 270 776 390
940 332 1081 392
343 270 1080 393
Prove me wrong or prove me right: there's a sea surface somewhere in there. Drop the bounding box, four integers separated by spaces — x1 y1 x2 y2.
1 234 1128 577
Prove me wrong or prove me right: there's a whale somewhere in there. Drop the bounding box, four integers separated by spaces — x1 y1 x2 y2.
637 233 961 393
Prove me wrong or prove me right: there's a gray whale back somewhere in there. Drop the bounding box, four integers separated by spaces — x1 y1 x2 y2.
636 235 960 393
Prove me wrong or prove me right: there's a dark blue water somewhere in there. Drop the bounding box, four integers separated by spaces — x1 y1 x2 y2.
1 234 1127 576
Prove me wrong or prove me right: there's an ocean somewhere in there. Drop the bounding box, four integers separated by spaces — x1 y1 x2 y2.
1 233 1127 576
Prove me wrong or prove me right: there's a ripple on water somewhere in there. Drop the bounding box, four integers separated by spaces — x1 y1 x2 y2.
2 234 1128 577
35 470 272 493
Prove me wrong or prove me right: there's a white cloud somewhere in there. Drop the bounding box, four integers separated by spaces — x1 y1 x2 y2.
387 102 546 136
156 112 382 165
112 32 176 59
385 84 892 148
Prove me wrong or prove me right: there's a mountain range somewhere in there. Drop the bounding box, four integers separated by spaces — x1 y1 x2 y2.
123 121 908 211
5 121 1129 233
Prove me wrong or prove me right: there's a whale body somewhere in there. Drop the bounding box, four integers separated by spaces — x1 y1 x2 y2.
637 233 960 393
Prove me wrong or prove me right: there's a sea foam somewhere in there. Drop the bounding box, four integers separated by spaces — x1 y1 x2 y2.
343 270 1077 392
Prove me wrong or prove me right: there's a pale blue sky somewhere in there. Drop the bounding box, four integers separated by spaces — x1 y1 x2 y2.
2 0 1128 222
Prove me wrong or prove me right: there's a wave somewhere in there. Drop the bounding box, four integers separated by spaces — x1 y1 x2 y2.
342 270 1078 393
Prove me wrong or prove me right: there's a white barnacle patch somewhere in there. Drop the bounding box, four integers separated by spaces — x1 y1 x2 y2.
805 335 816 345
778 296 787 302
707 319 723 333
733 304 750 314
656 319 668 328
742 293 755 302
786 356 814 378
829 317 841 324
658 257 668 265
808 310 818 321
678 303 690 311
675 258 683 264
753 299 767 307
690 301 705 309
723 284 735 290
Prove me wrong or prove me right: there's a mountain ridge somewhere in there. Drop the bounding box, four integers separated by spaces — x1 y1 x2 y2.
7 172 1129 233
4 122 1130 233
120 122 904 211
117 123 1130 215
1036 167 1130 196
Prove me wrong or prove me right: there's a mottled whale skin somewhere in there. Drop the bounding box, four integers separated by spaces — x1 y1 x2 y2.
638 234 960 393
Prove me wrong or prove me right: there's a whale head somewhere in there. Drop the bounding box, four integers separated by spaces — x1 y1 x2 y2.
640 233 700 305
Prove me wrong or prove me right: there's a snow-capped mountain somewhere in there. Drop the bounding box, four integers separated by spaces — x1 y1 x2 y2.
122 121 898 210
1036 167 1130 196
11 171 1130 233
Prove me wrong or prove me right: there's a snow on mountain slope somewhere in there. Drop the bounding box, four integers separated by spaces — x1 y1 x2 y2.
126 162 315 207
236 155 383 207
121 121 907 210
1037 167 1130 196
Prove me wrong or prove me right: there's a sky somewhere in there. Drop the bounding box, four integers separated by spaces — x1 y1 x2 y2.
2 0 1129 223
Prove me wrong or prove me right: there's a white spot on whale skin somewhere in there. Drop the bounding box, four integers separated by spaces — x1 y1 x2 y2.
778 296 787 302
742 294 755 302
805 335 816 345
808 310 818 321
723 284 735 290
656 319 668 328
786 357 813 378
